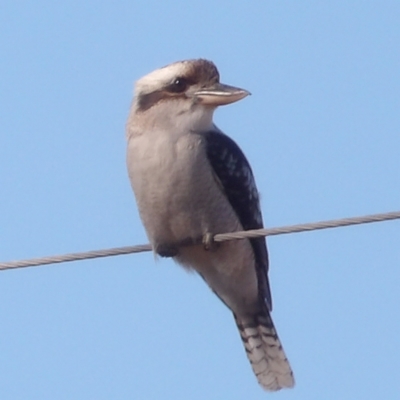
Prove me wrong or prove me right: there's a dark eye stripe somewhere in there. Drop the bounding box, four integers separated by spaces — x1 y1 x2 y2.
137 90 165 111
136 85 190 112
137 75 198 111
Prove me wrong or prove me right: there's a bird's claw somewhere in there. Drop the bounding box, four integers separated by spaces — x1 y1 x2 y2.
202 232 218 251
156 244 179 258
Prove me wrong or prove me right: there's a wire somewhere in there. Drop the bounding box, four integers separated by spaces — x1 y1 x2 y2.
1 210 399 271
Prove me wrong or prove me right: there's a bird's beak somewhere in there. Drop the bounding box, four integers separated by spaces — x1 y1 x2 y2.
194 83 250 106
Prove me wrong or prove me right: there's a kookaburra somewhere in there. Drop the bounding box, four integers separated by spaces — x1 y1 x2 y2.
126 59 294 391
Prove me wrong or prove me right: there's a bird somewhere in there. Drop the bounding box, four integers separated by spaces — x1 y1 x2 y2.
126 59 294 391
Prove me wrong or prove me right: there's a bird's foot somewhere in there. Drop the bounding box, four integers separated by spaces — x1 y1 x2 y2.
155 243 179 258
202 232 218 251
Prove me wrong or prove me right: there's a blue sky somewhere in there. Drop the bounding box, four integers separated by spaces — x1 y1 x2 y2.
1 1 399 399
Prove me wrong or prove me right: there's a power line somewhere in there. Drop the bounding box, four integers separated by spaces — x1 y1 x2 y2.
1 210 399 271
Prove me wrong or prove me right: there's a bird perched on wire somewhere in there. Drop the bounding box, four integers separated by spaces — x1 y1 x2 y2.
126 59 294 391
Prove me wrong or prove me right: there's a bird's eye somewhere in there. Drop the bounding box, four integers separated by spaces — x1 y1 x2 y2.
169 77 188 93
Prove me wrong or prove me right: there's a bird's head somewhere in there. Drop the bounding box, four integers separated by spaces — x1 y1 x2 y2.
128 59 250 133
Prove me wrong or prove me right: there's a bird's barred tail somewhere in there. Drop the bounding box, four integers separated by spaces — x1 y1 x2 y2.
234 312 294 391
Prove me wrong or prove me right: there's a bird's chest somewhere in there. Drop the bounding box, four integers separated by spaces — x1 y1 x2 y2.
128 131 202 197
127 131 216 242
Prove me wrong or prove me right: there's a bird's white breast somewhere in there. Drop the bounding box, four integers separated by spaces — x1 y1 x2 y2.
127 127 259 314
127 128 216 243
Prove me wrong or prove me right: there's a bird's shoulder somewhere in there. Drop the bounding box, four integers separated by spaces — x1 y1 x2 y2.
202 128 263 231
